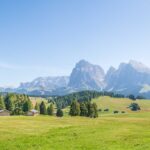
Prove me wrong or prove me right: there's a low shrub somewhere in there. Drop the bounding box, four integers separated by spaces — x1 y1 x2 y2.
121 111 125 113
113 110 119 114
104 108 109 112
98 109 102 112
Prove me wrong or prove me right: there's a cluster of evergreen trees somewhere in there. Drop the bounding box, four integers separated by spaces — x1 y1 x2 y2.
0 93 64 117
54 91 103 109
34 101 63 117
54 91 126 109
0 93 32 115
69 100 98 118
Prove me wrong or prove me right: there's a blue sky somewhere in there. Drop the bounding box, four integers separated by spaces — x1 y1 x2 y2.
0 0 150 86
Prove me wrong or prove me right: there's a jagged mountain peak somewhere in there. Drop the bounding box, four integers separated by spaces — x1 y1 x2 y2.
68 60 105 90
76 59 90 66
129 60 150 73
118 60 150 74
107 66 116 73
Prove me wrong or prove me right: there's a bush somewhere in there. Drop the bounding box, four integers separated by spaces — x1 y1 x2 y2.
113 110 119 114
121 111 125 113
129 103 141 111
104 108 109 112
98 109 102 112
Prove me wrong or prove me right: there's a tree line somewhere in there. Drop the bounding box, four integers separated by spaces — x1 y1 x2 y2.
53 90 146 109
0 93 32 115
0 91 143 117
0 93 63 117
53 91 137 109
54 91 104 109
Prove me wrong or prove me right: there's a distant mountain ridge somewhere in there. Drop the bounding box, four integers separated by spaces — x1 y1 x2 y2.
2 59 150 98
19 76 69 91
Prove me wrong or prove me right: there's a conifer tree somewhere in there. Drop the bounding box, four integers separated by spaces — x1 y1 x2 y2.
35 102 40 111
23 100 32 112
47 104 54 116
93 103 98 118
80 102 88 116
40 101 47 115
86 101 95 118
56 109 63 117
69 100 80 116
4 94 15 111
0 96 5 110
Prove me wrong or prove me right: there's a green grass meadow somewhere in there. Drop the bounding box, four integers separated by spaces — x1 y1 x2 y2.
92 96 150 113
0 96 150 150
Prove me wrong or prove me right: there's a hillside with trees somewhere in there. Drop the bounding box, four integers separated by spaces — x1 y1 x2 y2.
0 93 33 115
53 90 126 109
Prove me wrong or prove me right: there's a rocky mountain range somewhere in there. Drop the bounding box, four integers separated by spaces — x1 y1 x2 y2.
19 76 69 91
2 59 150 98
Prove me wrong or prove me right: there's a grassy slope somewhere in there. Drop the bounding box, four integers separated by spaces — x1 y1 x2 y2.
92 96 150 113
0 96 150 150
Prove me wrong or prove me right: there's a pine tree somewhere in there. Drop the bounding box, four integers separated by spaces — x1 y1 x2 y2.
69 100 80 116
56 109 63 117
89 104 95 118
0 96 5 110
80 102 88 116
35 103 40 111
47 104 54 116
40 101 47 115
23 100 32 112
4 94 14 111
93 103 98 118
87 102 95 118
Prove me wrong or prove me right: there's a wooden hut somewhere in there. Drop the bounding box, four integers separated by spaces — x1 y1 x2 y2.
0 110 10 116
27 109 39 116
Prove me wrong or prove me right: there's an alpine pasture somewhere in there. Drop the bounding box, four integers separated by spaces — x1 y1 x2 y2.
0 96 150 150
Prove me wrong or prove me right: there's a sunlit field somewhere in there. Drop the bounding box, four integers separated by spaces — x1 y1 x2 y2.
0 96 150 150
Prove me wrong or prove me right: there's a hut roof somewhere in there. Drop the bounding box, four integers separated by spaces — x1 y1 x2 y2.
0 109 10 113
30 109 38 113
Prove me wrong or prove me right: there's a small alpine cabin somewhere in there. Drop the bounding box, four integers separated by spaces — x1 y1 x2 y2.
0 110 10 116
27 109 39 116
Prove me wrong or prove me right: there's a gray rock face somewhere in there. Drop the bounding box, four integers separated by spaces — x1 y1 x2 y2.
105 60 150 95
68 60 105 90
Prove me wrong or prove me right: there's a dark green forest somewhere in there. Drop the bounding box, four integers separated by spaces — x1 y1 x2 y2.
53 91 125 109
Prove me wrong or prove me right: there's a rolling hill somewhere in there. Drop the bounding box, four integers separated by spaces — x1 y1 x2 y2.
92 96 150 113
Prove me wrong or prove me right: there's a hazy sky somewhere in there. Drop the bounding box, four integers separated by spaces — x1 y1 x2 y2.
0 0 150 86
